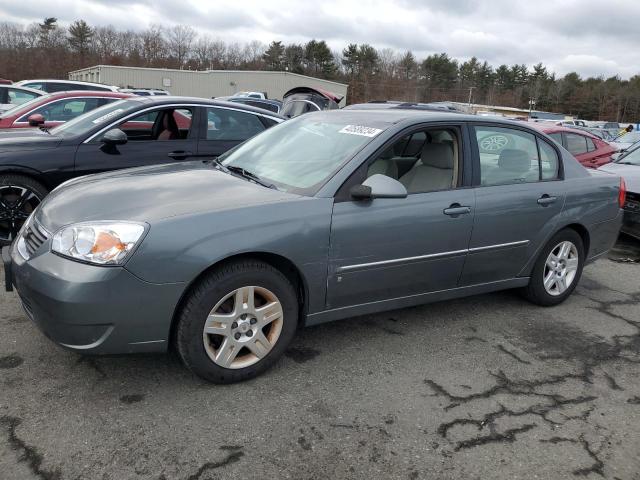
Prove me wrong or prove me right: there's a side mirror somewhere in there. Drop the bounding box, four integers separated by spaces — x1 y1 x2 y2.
27 114 45 127
101 128 128 146
350 174 408 200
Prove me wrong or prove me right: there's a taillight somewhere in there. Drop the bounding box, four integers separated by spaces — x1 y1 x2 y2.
619 177 626 208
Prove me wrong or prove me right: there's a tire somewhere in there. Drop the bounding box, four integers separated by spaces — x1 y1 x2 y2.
175 259 299 384
0 174 48 245
522 228 585 306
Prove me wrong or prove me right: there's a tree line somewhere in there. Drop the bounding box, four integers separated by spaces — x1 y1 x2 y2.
1 18 639 121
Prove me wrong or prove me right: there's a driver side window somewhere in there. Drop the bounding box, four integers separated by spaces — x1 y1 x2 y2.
365 128 460 194
117 108 193 141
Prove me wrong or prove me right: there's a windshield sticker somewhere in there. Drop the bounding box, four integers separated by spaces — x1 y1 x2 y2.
339 125 383 137
92 109 125 124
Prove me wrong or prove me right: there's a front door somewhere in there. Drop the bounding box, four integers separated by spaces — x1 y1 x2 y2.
73 107 198 176
460 124 565 285
327 125 475 309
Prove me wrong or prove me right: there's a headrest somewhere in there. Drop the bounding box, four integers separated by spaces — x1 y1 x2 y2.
421 142 453 169
498 149 531 172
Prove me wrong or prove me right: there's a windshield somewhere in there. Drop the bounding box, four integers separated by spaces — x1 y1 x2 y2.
219 115 385 195
617 145 640 165
51 99 141 137
0 94 50 118
613 131 640 144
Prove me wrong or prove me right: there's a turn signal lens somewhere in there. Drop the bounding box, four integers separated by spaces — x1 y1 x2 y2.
52 222 146 265
619 178 627 208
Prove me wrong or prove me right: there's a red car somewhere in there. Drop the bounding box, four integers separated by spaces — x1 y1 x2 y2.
531 124 615 168
0 91 132 129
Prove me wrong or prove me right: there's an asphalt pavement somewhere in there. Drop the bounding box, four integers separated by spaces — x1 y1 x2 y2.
1 236 639 480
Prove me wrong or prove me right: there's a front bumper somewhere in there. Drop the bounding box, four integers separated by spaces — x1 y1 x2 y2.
6 243 186 354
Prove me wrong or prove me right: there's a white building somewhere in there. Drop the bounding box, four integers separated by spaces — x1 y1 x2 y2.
69 65 348 105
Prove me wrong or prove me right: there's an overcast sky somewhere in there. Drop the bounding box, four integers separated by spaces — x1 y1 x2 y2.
1 0 638 79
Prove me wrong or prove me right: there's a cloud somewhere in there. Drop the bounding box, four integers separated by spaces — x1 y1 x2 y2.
0 0 638 78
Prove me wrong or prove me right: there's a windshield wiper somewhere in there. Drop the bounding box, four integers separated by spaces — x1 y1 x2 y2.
225 165 277 190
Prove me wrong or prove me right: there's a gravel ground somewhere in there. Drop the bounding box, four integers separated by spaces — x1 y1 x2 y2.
1 236 639 480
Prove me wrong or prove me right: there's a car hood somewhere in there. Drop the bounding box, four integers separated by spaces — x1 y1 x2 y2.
0 130 62 152
598 162 640 192
36 161 299 232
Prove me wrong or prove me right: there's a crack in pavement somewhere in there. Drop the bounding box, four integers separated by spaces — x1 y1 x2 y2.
0 415 62 480
496 344 531 364
185 448 244 480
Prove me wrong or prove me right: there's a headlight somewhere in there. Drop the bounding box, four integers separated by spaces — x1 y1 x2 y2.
51 222 146 265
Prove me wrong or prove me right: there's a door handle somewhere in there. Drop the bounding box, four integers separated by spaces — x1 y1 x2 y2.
537 194 557 206
167 151 193 159
443 203 471 216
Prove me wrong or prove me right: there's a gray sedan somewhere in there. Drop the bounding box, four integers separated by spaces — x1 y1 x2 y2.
4 110 624 383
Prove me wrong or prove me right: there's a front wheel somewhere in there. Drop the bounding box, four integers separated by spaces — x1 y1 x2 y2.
522 229 585 306
0 175 48 245
175 260 298 383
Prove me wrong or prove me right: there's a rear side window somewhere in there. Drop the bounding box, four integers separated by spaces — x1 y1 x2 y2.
205 107 265 141
565 133 588 155
537 139 560 180
475 126 541 186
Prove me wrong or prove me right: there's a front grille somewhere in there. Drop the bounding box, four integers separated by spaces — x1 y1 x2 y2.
22 221 49 257
625 192 640 213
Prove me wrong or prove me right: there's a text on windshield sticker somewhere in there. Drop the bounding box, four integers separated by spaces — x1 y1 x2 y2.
92 109 125 124
339 125 383 137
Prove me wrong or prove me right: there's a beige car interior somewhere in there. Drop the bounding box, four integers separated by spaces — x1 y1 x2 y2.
366 129 458 193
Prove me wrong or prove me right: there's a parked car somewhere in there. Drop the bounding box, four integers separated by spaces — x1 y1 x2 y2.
3 110 623 383
599 148 640 239
530 124 616 167
231 91 268 99
226 97 282 114
569 126 617 142
0 85 44 113
610 131 640 152
280 87 343 118
0 79 12 85
13 79 119 93
0 91 131 130
119 88 170 96
345 101 465 113
560 120 587 127
0 96 283 242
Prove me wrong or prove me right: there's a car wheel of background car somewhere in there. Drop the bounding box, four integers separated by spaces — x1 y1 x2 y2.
478 133 512 154
522 228 584 306
0 174 48 245
175 259 298 383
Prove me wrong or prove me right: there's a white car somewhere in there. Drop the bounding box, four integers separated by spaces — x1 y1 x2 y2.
13 79 119 93
232 91 267 99
0 85 44 113
118 88 170 96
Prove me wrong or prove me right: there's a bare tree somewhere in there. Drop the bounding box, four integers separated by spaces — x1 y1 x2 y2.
166 25 196 67
140 25 166 66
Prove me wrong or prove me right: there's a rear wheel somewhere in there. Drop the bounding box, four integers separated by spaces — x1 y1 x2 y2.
175 259 298 383
522 229 584 306
0 175 48 245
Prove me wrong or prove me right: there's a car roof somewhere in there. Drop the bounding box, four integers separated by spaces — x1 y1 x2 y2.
16 79 114 87
40 90 133 99
528 123 601 139
122 96 285 118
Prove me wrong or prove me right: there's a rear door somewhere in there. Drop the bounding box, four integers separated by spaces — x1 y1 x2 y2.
73 105 199 176
459 124 565 286
327 124 475 309
196 106 270 159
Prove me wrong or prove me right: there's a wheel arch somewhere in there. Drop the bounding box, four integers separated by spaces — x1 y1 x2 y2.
563 222 590 258
0 166 51 191
167 251 310 349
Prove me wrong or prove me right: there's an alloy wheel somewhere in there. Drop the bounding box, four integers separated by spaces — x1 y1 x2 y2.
543 240 579 296
202 285 284 369
0 185 41 242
